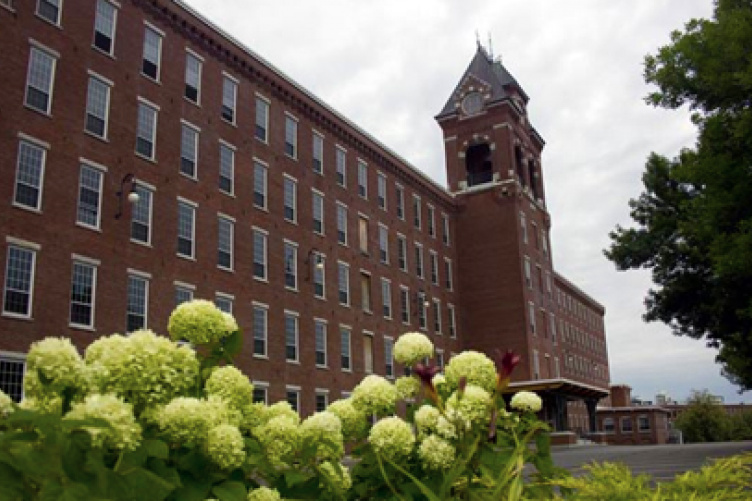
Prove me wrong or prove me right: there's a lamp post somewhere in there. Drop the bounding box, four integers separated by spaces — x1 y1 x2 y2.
115 173 140 219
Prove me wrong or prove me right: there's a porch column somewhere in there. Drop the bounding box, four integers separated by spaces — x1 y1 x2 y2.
585 398 598 433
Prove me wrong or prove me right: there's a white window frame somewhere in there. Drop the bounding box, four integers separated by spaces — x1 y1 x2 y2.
381 277 392 319
84 72 113 139
93 0 118 56
284 113 298 159
36 0 62 27
337 261 350 307
340 325 352 372
214 292 234 313
413 194 422 229
315 389 329 412
252 380 268 404
400 285 410 325
336 202 348 246
218 140 235 195
442 213 450 246
312 189 325 235
335 145 347 187
141 22 163 82
444 257 454 291
176 197 197 259
378 224 389 264
314 318 328 368
184 49 203 104
217 214 234 271
135 98 159 161
427 204 436 238
524 256 532 289
76 159 106 230
252 226 268 282
432 298 442 335
130 181 153 246
396 183 405 220
360 270 372 313
179 120 200 179
255 94 269 143
221 72 238 125
283 239 298 291
429 250 439 286
377 172 387 210
529 301 537 335
357 159 368 199
284 310 299 363
414 242 424 279
174 281 194 306
24 43 58 115
286 385 300 414
312 251 326 300
13 135 48 213
253 158 268 210
252 301 268 358
397 233 408 272
448 303 457 338
126 269 150 332
312 131 324 174
363 331 374 374
283 174 298 223
384 336 394 378
2 238 39 319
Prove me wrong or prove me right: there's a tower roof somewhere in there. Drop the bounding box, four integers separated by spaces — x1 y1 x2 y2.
437 45 529 119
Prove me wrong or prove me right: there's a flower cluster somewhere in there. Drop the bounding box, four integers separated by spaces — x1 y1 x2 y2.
246 487 282 501
368 416 415 463
393 332 434 366
25 337 85 395
444 350 497 393
167 299 234 344
85 330 199 411
65 394 142 451
394 375 421 400
419 434 456 470
352 375 398 416
207 424 246 470
205 366 254 412
256 415 301 468
300 411 344 461
159 396 235 446
0 389 12 418
446 385 493 426
326 399 366 440
319 461 352 495
414 405 441 437
510 391 543 412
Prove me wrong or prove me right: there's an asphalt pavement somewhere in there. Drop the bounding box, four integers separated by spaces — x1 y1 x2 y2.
551 441 752 482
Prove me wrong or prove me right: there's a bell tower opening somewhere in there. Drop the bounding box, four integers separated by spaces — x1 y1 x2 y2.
515 145 527 187
465 143 493 187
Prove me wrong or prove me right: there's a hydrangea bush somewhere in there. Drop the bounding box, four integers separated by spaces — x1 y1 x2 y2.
0 302 626 500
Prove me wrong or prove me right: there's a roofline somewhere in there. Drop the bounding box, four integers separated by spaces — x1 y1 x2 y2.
596 406 671 413
171 0 453 201
508 377 610 395
554 271 605 313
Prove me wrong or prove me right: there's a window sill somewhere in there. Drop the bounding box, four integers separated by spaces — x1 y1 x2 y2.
183 96 201 107
218 265 234 273
12 203 42 214
177 254 196 261
219 190 235 198
35 13 62 28
84 130 109 143
253 277 269 284
316 365 329 370
286 360 300 365
130 239 152 248
285 287 299 293
180 172 199 182
285 153 298 161
314 230 325 237
1 312 32 321
140 72 162 85
134 152 157 164
254 135 268 145
75 222 102 233
23 104 52 118
91 45 115 59
339 303 351 309
253 354 269 360
1 2 16 13
69 323 95 332
284 219 298 226
341 368 352 374
253 205 269 213
314 295 326 301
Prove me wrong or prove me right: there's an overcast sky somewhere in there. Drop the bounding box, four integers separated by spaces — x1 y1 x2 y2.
182 0 749 404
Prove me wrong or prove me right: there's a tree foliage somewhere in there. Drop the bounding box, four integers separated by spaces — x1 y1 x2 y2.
674 389 752 443
605 0 752 390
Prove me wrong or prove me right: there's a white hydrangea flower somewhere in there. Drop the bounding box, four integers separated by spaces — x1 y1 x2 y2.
247 486 282 501
326 399 366 440
319 461 352 495
207 424 246 470
0 389 13 417
26 337 85 394
352 375 398 416
205 366 254 412
65 394 142 451
414 405 441 437
167 299 233 344
510 391 542 412
368 416 415 462
300 411 344 461
444 350 497 393
394 376 421 400
446 385 493 425
393 332 434 366
159 396 233 446
256 415 301 468
419 434 456 470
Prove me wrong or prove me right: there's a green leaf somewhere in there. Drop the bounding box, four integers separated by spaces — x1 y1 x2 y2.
284 470 312 487
222 330 243 356
171 474 212 501
143 439 170 459
211 480 247 501
121 467 176 501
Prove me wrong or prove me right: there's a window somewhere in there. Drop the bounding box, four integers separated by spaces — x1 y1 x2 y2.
542 229 549 257
25 45 57 114
554 356 560 377
621 417 633 433
335 146 346 187
215 293 233 313
429 251 439 286
418 295 427 330
358 216 368 254
0 355 25 403
396 184 405 220
338 261 350 306
180 122 199 178
533 350 540 379
253 160 268 210
427 205 436 238
357 160 368 198
442 213 450 245
520 212 528 244
384 337 394 377
13 138 47 211
135 100 158 160
177 199 196 259
315 319 327 367
184 51 202 103
252 303 267 357
546 271 552 296
285 311 299 362
529 302 537 335
219 141 235 195
549 312 557 345
76 162 103 229
524 257 532 289
312 132 324 174
126 272 148 332
400 286 410 324
141 24 162 81
413 195 421 229
284 241 298 290
532 222 539 249
36 0 61 25
93 0 117 55
130 183 152 244
252 383 268 404
284 114 298 158
286 387 300 413
253 228 268 280
340 326 351 371
397 234 407 271
217 215 234 270
436 349 445 370
433 299 442 334
448 304 457 338
283 175 297 223
638 415 651 432
69 258 97 329
84 74 111 138
378 225 389 264
381 278 392 319
312 252 325 299
444 258 454 291
312 190 324 235
414 243 424 279
221 74 237 124
255 96 269 142
377 173 387 210
3 242 37 318
315 391 328 412
602 417 615 433
336 203 348 245
363 333 374 374
360 272 372 312
174 283 193 306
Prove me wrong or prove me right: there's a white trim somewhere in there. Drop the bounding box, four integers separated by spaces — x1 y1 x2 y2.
143 19 165 37
28 38 61 58
86 69 114 87
5 237 41 251
137 95 160 111
17 132 50 150
176 196 198 208
71 254 101 266
173 280 196 290
79 157 108 172
185 46 204 61
126 268 151 279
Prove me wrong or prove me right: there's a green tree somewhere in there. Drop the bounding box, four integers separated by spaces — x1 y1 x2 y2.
675 390 731 443
605 0 752 390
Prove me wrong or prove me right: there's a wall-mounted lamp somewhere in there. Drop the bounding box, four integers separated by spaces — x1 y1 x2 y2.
115 173 139 219
305 248 324 281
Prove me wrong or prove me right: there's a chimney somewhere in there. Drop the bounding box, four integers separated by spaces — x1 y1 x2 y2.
610 384 632 408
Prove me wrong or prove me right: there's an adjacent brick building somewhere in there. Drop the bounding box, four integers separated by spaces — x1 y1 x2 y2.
0 0 610 428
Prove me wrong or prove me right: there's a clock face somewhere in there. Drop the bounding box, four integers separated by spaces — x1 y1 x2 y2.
461 92 483 116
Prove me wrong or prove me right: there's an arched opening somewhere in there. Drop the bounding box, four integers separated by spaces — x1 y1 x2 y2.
465 143 493 187
515 146 527 187
529 161 540 200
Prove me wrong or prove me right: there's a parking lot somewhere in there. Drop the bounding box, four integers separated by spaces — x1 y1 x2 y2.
551 441 752 482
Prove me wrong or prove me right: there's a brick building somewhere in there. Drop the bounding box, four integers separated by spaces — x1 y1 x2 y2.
0 0 610 429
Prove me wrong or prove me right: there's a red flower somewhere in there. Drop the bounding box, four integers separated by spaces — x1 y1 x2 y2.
494 349 520 391
414 363 441 404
